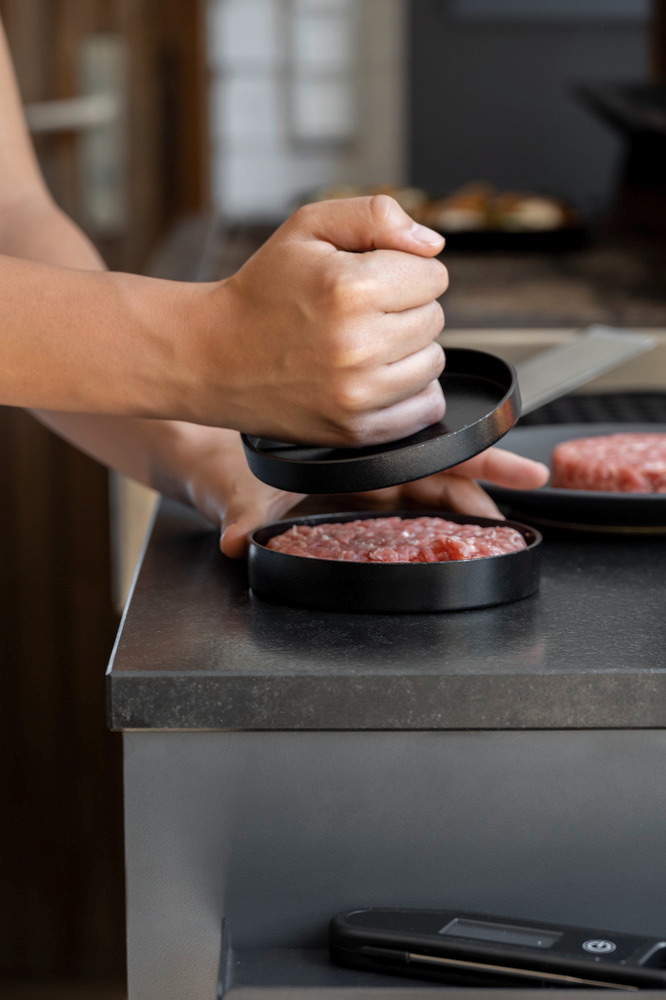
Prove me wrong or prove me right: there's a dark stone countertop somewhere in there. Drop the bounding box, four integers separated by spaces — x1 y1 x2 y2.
107 496 666 731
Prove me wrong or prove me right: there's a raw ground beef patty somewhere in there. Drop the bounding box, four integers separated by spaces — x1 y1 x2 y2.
550 432 666 493
266 516 527 563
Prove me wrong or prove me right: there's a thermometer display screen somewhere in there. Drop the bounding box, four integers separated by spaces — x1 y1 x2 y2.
439 918 562 950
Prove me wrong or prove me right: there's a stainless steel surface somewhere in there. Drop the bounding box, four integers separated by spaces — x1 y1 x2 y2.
404 953 638 991
123 731 666 1000
515 325 656 415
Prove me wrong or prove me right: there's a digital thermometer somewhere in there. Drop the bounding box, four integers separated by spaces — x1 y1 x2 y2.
330 907 666 990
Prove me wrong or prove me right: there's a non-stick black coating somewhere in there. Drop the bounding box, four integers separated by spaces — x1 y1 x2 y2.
249 511 542 614
242 349 520 494
484 423 666 529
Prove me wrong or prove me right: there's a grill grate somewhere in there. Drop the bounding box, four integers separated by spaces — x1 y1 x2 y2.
519 391 666 426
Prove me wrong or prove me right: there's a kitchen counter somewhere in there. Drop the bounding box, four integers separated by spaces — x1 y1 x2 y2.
110 237 666 999
110 484 666 1000
108 496 666 732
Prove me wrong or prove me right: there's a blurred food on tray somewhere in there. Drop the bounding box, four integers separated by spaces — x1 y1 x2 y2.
305 183 430 218
301 182 581 239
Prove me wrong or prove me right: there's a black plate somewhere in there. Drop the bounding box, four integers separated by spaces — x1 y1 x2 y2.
441 225 586 253
249 510 541 614
242 349 519 494
485 423 666 530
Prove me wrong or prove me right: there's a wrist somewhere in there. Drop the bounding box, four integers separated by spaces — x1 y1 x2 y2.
104 275 216 423
155 278 236 426
145 420 240 525
179 275 276 434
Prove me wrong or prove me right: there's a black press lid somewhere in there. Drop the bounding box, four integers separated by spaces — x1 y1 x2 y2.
241 348 520 494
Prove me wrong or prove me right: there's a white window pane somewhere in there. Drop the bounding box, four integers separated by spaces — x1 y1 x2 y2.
290 79 356 142
216 149 291 217
209 0 282 68
292 0 355 13
292 13 356 72
213 76 282 142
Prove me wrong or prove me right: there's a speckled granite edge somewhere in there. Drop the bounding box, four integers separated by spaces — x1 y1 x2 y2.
107 672 666 731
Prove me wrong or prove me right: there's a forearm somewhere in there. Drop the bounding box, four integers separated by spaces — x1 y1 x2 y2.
0 191 105 269
0 20 220 431
0 195 220 506
41 409 231 512
1 248 218 418
0 19 192 422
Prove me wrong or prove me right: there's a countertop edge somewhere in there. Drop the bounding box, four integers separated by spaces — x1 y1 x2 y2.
107 671 666 732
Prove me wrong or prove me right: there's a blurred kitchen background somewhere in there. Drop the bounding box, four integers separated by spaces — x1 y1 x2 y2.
1 1 665 997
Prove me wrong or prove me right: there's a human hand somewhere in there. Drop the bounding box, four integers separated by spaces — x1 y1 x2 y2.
180 427 305 558
211 195 448 447
182 431 548 558
355 447 550 517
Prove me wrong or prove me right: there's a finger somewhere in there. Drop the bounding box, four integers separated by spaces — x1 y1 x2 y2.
382 303 445 363
401 472 503 519
450 446 550 489
350 379 445 446
353 249 449 312
340 301 444 371
290 194 445 257
220 489 304 559
349 341 444 411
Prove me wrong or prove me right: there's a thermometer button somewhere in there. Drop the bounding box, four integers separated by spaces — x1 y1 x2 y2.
582 940 617 955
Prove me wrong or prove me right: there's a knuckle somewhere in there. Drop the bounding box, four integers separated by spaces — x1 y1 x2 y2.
292 202 318 228
329 413 370 449
345 275 375 311
319 269 350 317
368 192 401 228
321 267 373 315
331 377 370 416
320 323 371 372
340 418 371 448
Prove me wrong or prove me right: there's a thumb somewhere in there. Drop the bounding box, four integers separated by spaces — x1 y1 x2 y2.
290 194 445 257
220 490 303 559
220 514 258 559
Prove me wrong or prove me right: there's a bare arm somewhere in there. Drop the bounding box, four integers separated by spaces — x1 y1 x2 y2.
0 23 264 512
18 187 545 557
0 19 457 446
0 20 548 554
8 184 548 558
0 22 210 421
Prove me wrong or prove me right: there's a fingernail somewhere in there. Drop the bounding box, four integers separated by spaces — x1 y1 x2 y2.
481 499 503 519
411 222 444 246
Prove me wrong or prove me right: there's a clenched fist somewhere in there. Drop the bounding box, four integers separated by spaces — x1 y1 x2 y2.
206 195 448 446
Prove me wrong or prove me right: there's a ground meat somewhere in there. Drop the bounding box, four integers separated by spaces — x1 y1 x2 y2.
266 516 527 563
551 432 666 493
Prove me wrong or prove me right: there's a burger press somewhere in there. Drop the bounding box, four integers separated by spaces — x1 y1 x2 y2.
249 510 542 614
246 348 538 613
245 331 654 613
242 349 519 495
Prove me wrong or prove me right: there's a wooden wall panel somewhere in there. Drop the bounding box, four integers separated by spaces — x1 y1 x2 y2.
0 408 123 980
652 0 666 82
0 0 208 984
0 0 208 271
